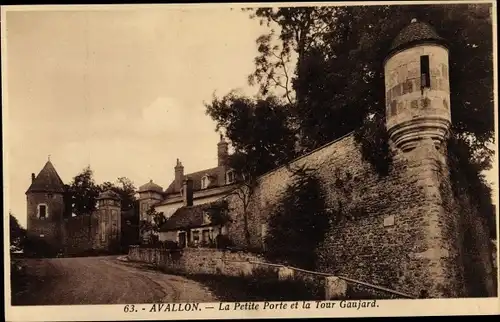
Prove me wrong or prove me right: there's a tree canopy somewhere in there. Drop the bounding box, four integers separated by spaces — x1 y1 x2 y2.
205 4 495 231
66 166 138 216
139 207 166 245
10 213 26 252
245 4 494 160
205 92 298 178
100 177 137 211
67 166 101 216
207 4 494 174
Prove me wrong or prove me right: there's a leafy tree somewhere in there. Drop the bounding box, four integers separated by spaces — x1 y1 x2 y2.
9 213 26 252
205 92 300 246
205 200 231 231
244 4 495 228
67 166 101 216
265 165 330 270
204 200 233 248
99 177 137 211
139 207 166 245
246 7 336 107
246 4 494 162
206 92 297 178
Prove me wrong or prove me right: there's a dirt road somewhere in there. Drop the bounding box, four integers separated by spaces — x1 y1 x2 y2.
11 256 217 305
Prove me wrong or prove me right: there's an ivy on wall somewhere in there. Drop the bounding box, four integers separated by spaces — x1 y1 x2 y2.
264 165 330 270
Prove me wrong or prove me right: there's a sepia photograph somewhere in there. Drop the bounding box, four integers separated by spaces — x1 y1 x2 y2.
2 1 499 320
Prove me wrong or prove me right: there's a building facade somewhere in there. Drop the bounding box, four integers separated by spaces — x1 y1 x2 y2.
137 135 237 243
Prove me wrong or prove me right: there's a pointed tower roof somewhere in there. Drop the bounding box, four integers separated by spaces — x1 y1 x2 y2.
26 160 65 194
387 19 447 58
138 179 164 193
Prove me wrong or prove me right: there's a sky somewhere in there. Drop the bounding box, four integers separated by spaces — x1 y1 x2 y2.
4 6 269 227
3 5 498 228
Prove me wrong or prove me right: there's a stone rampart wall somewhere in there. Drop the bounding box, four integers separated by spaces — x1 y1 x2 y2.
223 133 496 298
128 246 263 276
63 214 99 255
127 246 416 300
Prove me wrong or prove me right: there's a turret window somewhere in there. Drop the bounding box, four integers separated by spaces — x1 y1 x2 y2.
38 204 48 219
420 55 430 90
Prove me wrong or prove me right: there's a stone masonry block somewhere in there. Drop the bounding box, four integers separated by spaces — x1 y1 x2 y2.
240 262 254 277
278 267 295 281
325 276 348 300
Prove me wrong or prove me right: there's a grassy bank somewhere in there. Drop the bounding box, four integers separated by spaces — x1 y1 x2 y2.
187 274 323 302
10 259 30 305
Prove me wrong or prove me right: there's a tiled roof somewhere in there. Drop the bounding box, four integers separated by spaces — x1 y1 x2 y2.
389 20 445 54
26 161 65 194
159 201 221 232
164 166 222 194
138 180 163 193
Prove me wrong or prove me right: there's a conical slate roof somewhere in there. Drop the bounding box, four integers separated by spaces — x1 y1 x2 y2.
26 160 65 194
138 180 163 193
388 19 446 57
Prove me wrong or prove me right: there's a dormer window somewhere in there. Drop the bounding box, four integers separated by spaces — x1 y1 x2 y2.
38 204 47 219
201 175 209 189
226 170 235 184
203 211 211 225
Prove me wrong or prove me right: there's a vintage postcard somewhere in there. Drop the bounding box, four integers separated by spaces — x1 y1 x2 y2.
2 1 499 321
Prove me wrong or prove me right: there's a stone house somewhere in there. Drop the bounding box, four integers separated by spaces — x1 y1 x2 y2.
158 199 228 248
137 135 237 242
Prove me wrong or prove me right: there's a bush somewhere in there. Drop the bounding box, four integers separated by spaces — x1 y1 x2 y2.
215 234 233 249
188 266 320 302
265 166 329 270
160 240 180 250
23 237 61 258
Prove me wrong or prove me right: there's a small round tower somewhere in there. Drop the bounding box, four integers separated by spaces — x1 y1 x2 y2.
384 19 451 152
137 179 164 221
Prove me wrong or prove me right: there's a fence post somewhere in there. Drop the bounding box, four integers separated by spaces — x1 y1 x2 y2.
324 276 348 300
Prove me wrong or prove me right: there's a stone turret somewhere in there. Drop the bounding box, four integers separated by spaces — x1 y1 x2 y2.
384 19 451 152
25 158 66 254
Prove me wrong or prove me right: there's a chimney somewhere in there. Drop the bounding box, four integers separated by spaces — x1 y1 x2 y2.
217 134 229 167
31 173 36 183
174 158 184 192
182 177 193 207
